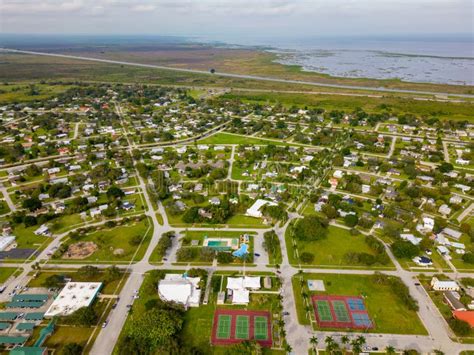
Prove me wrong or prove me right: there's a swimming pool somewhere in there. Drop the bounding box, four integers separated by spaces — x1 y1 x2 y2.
207 241 228 248
232 243 249 258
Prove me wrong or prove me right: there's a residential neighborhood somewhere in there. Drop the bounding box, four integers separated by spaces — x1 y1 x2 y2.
0 79 472 354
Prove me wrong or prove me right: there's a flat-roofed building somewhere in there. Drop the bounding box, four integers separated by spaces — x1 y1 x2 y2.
45 282 102 317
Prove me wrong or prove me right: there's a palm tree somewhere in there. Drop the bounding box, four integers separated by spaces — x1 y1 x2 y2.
356 335 366 347
341 335 350 353
385 345 396 354
302 291 308 303
350 339 362 354
310 336 319 355
285 344 292 354
325 336 337 353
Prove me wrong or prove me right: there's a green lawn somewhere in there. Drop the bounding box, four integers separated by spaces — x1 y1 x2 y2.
292 273 427 335
0 200 10 215
40 325 93 353
7 224 51 260
49 213 87 234
0 83 74 104
0 267 19 284
448 235 474 272
286 225 394 269
27 269 128 295
56 217 152 263
198 132 296 146
226 214 266 228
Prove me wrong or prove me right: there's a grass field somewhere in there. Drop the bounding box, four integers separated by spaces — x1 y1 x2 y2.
286 225 394 269
0 83 74 104
41 325 93 353
197 132 297 146
0 267 19 284
27 269 128 295
292 273 427 335
222 91 474 121
59 218 152 263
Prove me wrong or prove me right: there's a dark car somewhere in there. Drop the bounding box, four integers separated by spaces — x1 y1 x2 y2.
254 253 260 257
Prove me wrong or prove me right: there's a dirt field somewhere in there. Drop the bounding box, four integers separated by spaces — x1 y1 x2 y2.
63 241 98 259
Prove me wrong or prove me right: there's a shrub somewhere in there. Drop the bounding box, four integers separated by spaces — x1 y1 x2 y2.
300 252 314 264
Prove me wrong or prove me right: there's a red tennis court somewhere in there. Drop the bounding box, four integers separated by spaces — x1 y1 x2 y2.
211 309 272 347
311 295 373 329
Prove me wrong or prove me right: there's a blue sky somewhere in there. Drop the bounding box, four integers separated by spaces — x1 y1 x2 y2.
0 0 472 38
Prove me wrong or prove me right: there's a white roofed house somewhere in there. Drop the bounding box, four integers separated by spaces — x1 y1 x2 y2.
246 199 277 218
439 228 462 241
34 224 51 236
416 217 434 234
400 233 422 246
438 204 451 216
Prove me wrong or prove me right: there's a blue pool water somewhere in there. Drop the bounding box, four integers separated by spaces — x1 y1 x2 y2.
232 244 248 258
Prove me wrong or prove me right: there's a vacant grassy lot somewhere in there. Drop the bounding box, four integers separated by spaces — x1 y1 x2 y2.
0 267 19 284
222 91 474 121
286 225 394 269
292 273 427 335
6 224 51 260
58 217 152 263
197 132 296 146
0 83 73 104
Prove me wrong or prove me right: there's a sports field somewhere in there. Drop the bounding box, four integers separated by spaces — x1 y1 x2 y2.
211 309 272 347
312 295 373 329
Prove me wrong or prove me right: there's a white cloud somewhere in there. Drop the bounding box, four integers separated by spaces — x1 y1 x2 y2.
131 4 156 12
0 0 471 36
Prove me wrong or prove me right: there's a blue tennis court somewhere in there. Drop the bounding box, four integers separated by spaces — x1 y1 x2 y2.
347 298 366 311
352 313 373 327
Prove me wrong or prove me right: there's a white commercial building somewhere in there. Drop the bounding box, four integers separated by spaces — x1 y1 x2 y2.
0 236 16 251
245 199 277 218
431 277 460 291
45 282 102 317
226 276 261 305
158 274 201 308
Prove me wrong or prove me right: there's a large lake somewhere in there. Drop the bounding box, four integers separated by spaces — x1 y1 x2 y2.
202 36 474 85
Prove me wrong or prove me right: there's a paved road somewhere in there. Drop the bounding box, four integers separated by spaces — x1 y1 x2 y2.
0 106 472 353
2 48 474 98
388 136 397 158
457 202 474 223
442 140 450 163
0 184 16 212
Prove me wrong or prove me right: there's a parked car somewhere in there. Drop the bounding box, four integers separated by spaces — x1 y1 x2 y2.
102 321 108 328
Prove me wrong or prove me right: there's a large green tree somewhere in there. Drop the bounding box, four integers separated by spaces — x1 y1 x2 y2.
293 216 328 241
126 308 183 351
